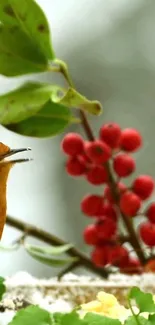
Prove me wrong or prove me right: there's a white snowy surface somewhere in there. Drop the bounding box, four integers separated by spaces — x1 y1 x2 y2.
5 271 155 288
0 311 15 325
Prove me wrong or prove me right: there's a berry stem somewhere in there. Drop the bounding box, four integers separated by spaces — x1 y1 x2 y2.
105 163 146 264
57 59 95 141
57 60 146 265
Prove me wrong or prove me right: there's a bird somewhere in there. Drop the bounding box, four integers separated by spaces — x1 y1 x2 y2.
0 142 32 239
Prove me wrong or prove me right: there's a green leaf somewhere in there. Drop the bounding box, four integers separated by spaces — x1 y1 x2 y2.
51 87 102 115
0 24 49 76
124 316 148 325
25 243 73 256
25 244 78 267
52 313 64 325
0 82 58 124
149 314 155 324
8 305 52 325
60 312 87 325
0 242 19 251
0 277 5 301
83 313 122 325
129 287 155 313
0 0 55 60
6 99 75 138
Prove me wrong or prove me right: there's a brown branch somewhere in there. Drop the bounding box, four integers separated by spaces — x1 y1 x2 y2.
78 114 146 263
6 215 108 278
118 235 130 244
78 111 145 263
79 111 95 141
57 260 81 279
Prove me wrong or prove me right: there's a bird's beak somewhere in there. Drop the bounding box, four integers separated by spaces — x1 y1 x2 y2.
0 147 32 163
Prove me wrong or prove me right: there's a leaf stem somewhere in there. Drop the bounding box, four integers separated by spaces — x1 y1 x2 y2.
128 297 142 325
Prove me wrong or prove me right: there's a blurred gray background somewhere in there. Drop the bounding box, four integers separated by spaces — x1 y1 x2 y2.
1 0 155 277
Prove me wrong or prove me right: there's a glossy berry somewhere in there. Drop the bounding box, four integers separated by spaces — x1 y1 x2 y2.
145 203 155 224
66 156 86 176
84 140 111 164
120 191 141 216
81 194 103 217
99 123 121 149
109 245 129 267
100 203 117 221
139 222 155 246
86 165 108 185
104 182 127 203
91 245 110 267
113 154 135 177
83 224 98 245
61 133 84 156
120 128 142 152
104 185 114 203
121 258 142 274
132 175 154 200
96 217 117 240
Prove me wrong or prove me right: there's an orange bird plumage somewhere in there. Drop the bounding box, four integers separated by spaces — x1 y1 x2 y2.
0 143 31 239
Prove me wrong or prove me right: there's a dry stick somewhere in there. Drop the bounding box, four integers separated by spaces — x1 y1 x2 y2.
58 62 146 265
6 215 108 278
57 261 81 279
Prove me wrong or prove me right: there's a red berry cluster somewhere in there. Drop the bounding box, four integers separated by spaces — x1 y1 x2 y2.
61 123 155 273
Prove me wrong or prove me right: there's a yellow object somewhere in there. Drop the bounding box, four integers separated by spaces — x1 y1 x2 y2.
97 291 118 307
81 290 155 322
81 300 103 313
81 291 135 322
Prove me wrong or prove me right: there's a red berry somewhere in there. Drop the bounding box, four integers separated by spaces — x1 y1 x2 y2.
66 156 86 176
120 191 141 216
104 182 127 203
144 259 155 272
99 123 121 149
80 153 91 164
83 224 98 245
109 245 129 267
121 258 142 274
104 185 114 203
84 140 111 164
91 245 110 267
61 133 84 156
139 222 155 246
120 128 142 152
118 182 127 193
145 203 155 224
86 165 108 185
81 194 103 217
132 175 154 200
113 154 135 177
100 203 117 221
96 217 117 240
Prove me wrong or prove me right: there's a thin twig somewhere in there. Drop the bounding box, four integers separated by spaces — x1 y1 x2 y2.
118 235 130 244
6 215 108 278
105 163 146 264
57 261 81 280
